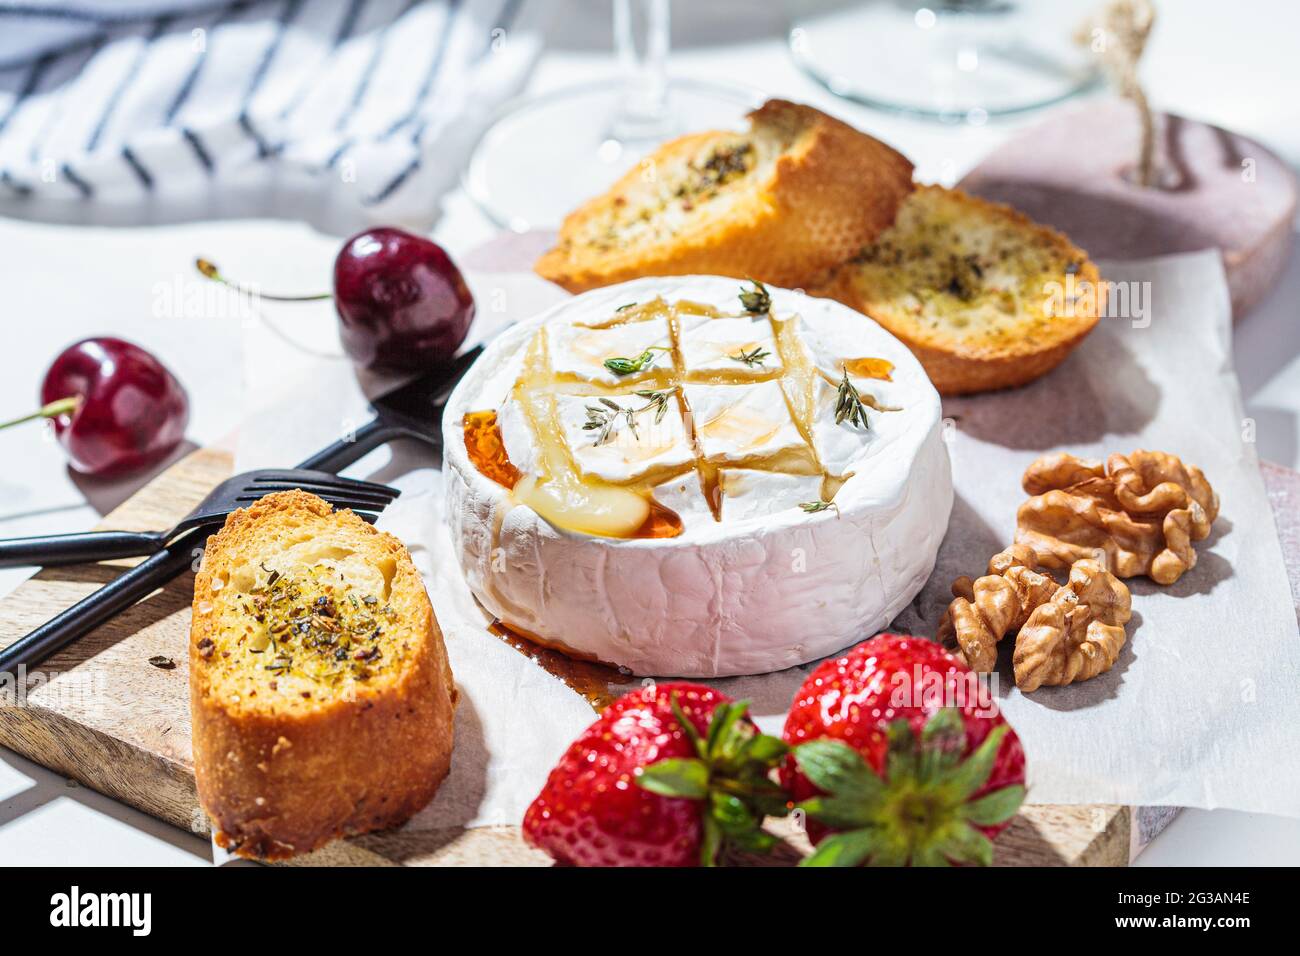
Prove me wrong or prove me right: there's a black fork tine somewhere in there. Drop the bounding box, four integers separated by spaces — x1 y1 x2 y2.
247 471 397 494
233 489 397 510
242 480 400 502
231 493 397 511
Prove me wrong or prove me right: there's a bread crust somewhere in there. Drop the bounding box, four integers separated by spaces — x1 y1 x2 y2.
815 186 1103 395
536 99 914 293
189 490 456 860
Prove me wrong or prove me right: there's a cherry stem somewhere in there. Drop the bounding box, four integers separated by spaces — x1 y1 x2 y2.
0 396 81 432
195 258 332 302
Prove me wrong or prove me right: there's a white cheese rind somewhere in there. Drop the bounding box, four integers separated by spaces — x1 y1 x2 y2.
443 277 952 677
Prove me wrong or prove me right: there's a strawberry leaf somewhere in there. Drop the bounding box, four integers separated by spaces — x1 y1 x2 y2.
798 828 881 867
637 694 793 865
637 758 709 800
917 709 965 783
940 821 995 867
793 739 883 801
884 719 920 783
669 693 707 759
707 700 750 763
710 791 752 825
963 784 1026 826
912 844 955 867
743 733 789 763
921 707 964 745
797 713 1021 867
727 826 777 854
942 724 1008 800
796 795 878 830
700 814 723 867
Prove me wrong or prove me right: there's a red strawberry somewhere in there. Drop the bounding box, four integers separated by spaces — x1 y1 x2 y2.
782 634 1026 867
523 682 789 867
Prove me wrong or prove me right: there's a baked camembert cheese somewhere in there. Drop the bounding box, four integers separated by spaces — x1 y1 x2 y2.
444 277 952 677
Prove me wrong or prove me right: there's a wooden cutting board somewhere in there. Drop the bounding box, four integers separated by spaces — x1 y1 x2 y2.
0 447 1196 866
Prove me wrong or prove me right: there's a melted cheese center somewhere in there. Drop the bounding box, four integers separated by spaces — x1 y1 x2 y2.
470 297 896 538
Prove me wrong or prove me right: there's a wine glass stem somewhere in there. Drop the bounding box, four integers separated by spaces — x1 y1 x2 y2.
611 0 671 140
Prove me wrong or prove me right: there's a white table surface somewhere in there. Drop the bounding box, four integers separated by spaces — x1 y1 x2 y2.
1 0 1298 866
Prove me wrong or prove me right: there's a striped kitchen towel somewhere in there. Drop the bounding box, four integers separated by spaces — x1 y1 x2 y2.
0 0 543 232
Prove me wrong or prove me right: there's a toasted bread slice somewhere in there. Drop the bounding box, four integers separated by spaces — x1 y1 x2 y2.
535 99 914 293
190 490 456 860
815 185 1103 395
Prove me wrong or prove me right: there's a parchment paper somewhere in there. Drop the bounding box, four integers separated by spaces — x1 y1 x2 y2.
236 252 1300 823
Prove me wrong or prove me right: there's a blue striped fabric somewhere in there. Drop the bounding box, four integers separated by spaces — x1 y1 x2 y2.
0 0 540 227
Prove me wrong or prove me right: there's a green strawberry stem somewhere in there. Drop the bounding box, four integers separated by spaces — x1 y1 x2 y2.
0 396 80 432
635 694 791 866
794 709 1026 867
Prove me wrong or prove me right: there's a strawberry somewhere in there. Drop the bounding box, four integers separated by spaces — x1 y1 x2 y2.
782 634 1026 867
523 682 790 867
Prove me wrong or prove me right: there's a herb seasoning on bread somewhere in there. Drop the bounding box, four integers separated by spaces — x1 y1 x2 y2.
189 490 456 860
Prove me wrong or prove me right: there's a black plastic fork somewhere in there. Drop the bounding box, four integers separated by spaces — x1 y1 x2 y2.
0 345 481 678
0 469 401 677
0 470 400 569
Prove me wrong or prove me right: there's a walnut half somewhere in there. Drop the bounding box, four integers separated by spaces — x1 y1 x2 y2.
1016 450 1218 584
938 546 1133 691
1013 559 1133 691
937 544 1056 672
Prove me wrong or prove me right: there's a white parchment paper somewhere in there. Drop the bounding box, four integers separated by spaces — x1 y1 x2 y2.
237 253 1300 822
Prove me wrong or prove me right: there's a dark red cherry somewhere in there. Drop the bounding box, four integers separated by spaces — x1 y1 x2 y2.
34 338 189 477
332 228 474 372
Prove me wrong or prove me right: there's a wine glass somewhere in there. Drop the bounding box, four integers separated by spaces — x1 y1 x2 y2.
465 0 763 232
788 0 1100 121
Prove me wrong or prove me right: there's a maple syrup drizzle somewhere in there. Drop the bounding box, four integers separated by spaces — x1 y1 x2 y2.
465 410 683 538
633 498 684 538
463 410 521 489
843 357 894 381
488 619 631 711
468 305 897 534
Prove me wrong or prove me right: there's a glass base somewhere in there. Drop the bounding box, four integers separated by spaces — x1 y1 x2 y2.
465 78 764 232
790 0 1100 120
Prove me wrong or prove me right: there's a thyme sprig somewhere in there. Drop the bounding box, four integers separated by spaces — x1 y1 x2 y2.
730 345 771 367
739 279 771 314
834 366 871 430
634 389 672 424
583 398 631 446
583 390 674 446
799 500 839 515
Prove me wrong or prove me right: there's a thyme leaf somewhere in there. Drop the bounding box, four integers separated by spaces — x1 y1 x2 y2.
583 400 621 446
583 391 674 446
730 345 771 367
634 389 672 424
799 500 839 515
739 279 771 314
834 366 871 430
